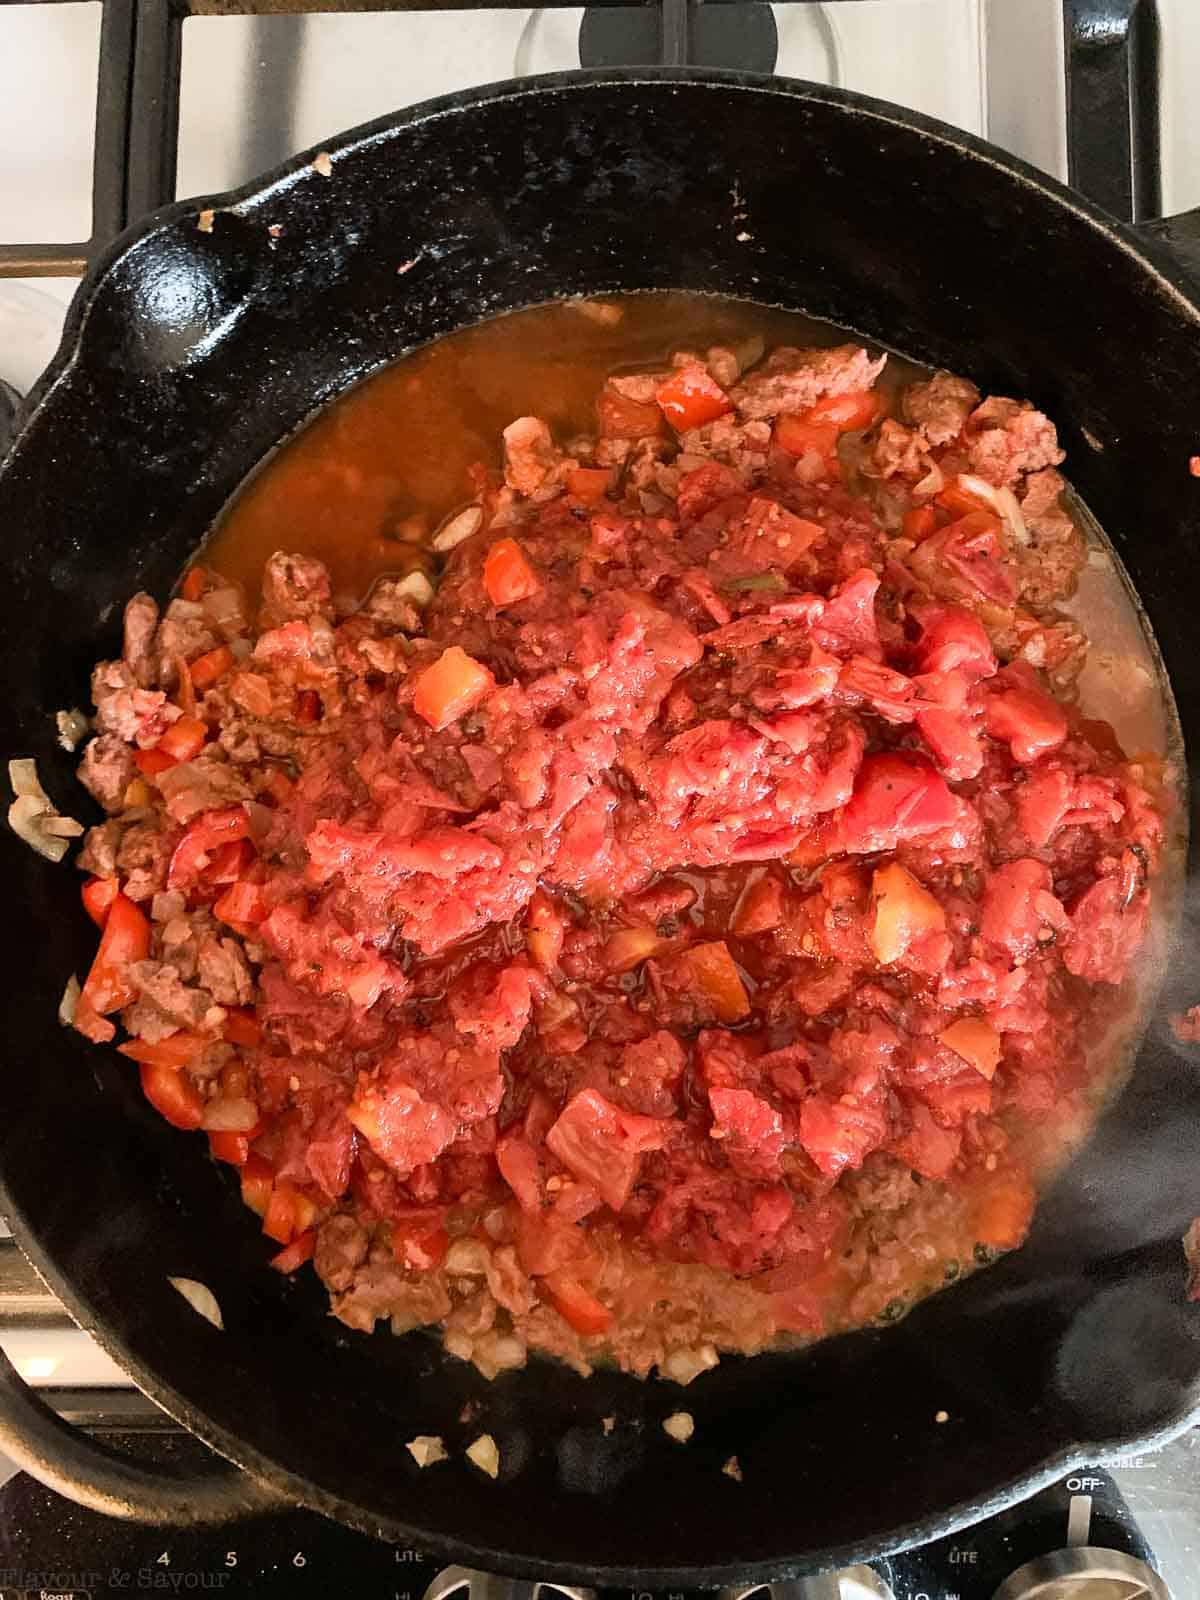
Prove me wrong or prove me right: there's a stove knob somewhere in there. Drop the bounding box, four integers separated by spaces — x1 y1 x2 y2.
723 1568 894 1600
992 1547 1169 1599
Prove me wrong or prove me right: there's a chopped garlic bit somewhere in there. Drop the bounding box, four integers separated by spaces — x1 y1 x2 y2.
722 1455 743 1483
662 1411 695 1443
56 709 90 752
433 504 484 553
935 1409 950 1424
58 974 80 1027
8 757 84 862
168 1276 223 1330
312 151 333 178
197 208 215 234
466 1433 500 1479
601 1415 616 1436
407 1435 448 1469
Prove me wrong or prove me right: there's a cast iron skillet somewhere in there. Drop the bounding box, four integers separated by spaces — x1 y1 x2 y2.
1 69 1199 1585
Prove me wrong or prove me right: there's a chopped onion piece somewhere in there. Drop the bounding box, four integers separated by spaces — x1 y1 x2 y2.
407 1435 448 1469
200 1096 260 1132
663 1345 719 1386
956 473 1030 546
662 1411 695 1443
56 709 91 752
571 299 623 326
466 1433 500 1479
8 758 47 801
58 974 80 1027
601 1415 616 1435
433 504 483 553
394 571 435 608
168 1276 224 1330
444 1238 489 1276
41 815 85 838
9 795 69 862
722 1455 743 1482
730 334 765 376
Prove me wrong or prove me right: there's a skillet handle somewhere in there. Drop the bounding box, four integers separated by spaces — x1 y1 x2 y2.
1136 208 1200 289
0 1343 286 1522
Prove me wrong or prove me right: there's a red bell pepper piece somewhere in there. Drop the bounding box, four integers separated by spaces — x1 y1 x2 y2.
79 892 151 1016
81 876 119 929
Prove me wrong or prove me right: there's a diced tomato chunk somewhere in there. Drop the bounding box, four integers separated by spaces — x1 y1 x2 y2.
655 363 733 432
79 892 150 1017
81 876 119 928
157 715 208 764
938 1017 1002 1080
980 858 1055 962
483 538 541 608
915 606 996 680
542 1270 611 1336
347 1080 457 1178
168 806 252 890
546 1089 666 1212
269 1230 316 1273
870 862 946 966
139 1061 204 1131
189 645 235 689
798 1091 887 1180
986 684 1068 765
496 1131 543 1212
412 646 495 732
893 1100 961 1180
838 753 957 853
773 416 840 466
214 879 269 932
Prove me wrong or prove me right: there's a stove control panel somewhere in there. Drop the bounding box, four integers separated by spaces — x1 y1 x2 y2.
0 1434 1174 1600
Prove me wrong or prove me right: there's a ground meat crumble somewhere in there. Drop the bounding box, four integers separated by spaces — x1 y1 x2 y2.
67 338 1167 1381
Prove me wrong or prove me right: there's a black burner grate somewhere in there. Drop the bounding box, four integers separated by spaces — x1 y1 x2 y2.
0 0 1164 281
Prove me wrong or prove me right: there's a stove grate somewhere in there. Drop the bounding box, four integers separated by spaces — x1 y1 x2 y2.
0 0 1162 281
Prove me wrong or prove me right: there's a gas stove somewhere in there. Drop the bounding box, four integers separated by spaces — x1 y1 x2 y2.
1 1 1199 1596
